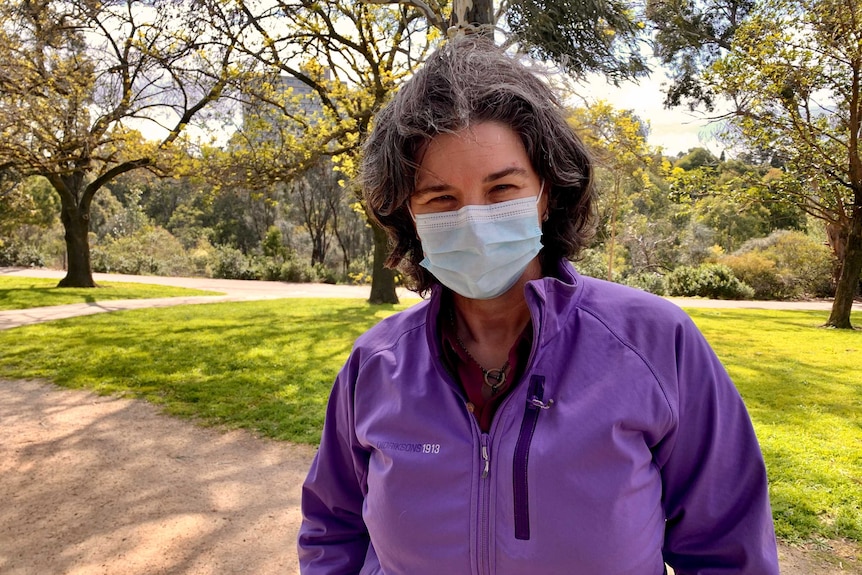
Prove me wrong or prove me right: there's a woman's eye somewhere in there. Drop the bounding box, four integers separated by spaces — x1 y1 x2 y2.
428 195 454 203
491 184 515 192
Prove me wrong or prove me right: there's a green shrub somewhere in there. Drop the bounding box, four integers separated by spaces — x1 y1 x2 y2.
188 239 215 276
0 241 46 267
736 230 834 298
251 254 339 283
665 264 755 300
92 226 194 276
763 231 833 298
720 252 787 300
280 259 312 282
313 262 338 284
262 226 288 260
210 245 260 280
259 257 283 282
572 247 622 282
623 272 667 296
0 224 65 268
665 266 702 297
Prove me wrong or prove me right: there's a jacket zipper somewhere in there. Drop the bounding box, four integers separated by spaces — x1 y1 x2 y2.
438 351 491 575
478 433 492 575
513 375 547 540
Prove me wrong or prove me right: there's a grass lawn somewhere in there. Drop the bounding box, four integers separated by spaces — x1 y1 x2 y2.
686 308 862 546
0 299 412 442
0 299 858 546
0 276 221 310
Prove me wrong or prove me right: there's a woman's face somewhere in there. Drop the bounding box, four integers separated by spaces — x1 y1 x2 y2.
410 122 547 217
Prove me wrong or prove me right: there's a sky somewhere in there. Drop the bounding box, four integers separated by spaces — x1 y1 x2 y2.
579 68 722 158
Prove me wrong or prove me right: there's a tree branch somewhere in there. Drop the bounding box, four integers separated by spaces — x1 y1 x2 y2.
360 0 444 32
159 41 237 149
82 158 151 210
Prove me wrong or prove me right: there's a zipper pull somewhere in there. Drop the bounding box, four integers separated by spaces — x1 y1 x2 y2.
528 396 554 410
481 444 490 478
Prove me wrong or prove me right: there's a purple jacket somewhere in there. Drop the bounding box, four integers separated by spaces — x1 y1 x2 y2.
298 261 779 574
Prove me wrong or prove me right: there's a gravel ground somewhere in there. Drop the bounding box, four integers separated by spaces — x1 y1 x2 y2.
0 380 314 575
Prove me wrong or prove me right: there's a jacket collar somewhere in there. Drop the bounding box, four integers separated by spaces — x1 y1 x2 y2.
424 259 582 361
524 259 582 345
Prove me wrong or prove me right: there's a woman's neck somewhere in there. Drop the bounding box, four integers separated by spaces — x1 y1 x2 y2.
450 258 541 350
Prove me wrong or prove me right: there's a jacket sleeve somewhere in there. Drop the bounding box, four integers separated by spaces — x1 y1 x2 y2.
298 352 371 575
655 319 780 574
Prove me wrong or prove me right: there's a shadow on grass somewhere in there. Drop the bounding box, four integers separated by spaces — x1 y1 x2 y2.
0 279 219 311
0 299 413 444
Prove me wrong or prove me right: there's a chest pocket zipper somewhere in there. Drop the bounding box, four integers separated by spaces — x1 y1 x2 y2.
512 374 551 540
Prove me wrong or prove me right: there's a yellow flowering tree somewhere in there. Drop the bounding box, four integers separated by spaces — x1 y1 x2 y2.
204 0 439 303
569 102 657 280
0 0 239 287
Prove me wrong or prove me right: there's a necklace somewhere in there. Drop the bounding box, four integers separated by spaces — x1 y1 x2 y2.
450 308 509 395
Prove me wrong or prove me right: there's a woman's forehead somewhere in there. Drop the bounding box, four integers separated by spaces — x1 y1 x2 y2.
415 122 534 184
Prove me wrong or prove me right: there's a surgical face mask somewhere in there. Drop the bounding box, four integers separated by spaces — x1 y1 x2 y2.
412 187 544 300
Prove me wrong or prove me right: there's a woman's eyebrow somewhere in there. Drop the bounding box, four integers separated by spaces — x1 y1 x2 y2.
414 167 529 196
483 167 529 182
413 182 452 197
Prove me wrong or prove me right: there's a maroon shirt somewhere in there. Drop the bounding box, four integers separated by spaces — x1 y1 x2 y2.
440 310 532 432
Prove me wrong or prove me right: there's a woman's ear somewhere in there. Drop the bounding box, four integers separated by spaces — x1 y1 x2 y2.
539 180 550 222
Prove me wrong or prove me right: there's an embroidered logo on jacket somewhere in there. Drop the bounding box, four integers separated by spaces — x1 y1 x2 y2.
377 441 441 454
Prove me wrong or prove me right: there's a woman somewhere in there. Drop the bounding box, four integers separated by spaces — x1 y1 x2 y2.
298 36 779 574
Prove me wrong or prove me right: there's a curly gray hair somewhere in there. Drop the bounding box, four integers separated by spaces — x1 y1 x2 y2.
360 35 596 295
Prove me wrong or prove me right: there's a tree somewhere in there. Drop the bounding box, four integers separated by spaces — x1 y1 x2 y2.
646 0 754 110
1 174 57 238
674 147 719 171
651 0 862 328
666 155 806 254
713 0 862 328
329 188 373 278
1 174 62 266
569 103 657 280
0 0 236 287
202 1 437 303
374 0 648 81
289 159 341 267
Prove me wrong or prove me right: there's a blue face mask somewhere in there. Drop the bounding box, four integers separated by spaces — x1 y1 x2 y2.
413 188 544 300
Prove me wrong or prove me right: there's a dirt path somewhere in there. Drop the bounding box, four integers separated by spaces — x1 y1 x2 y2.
0 379 314 575
1 380 859 574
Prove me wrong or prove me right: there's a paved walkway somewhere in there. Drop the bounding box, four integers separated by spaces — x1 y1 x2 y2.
0 268 416 331
1 266 858 331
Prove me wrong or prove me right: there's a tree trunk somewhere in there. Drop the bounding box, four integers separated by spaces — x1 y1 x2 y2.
58 200 96 288
607 178 620 282
825 215 862 329
311 235 325 266
450 0 494 29
826 221 848 288
368 220 398 305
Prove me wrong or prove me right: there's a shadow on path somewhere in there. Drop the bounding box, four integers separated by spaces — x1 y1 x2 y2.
0 379 315 575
